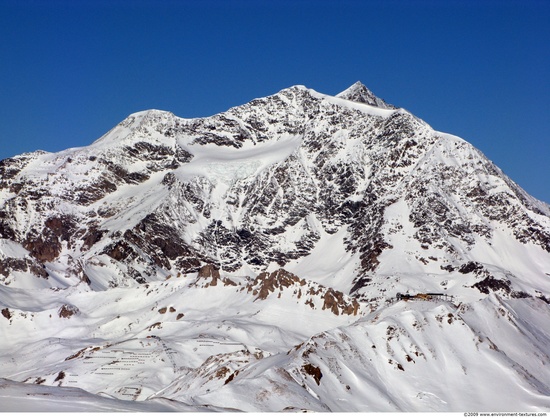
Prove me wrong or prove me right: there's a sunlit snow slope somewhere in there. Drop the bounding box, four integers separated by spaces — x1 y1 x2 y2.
1 82 549 411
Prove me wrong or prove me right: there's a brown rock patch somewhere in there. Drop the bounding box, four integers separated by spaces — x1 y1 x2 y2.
302 363 322 385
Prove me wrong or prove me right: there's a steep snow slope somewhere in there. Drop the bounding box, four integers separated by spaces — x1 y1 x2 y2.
1 82 549 411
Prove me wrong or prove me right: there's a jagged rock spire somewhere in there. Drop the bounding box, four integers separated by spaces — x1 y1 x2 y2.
336 81 395 109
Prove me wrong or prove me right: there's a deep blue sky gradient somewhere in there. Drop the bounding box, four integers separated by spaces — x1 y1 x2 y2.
1 0 549 202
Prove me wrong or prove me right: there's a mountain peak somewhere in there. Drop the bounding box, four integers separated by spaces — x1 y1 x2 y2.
336 81 394 109
341 80 368 92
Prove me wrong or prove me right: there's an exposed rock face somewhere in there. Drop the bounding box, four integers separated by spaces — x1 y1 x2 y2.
251 269 305 300
1 308 11 320
336 81 395 109
245 268 363 316
302 363 323 385
197 264 221 286
58 304 79 319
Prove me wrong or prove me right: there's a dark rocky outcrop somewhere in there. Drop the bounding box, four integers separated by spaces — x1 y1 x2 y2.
302 363 323 385
472 277 512 295
58 304 79 319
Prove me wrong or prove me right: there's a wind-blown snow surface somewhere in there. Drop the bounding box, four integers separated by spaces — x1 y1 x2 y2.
1 82 550 411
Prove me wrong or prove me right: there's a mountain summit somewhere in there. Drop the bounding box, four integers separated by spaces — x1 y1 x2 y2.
1 84 549 411
336 81 395 108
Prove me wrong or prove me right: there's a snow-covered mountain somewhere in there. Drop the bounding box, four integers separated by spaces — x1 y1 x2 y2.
1 82 549 412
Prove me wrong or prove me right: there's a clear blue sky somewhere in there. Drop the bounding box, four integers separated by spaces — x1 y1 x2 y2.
1 0 549 203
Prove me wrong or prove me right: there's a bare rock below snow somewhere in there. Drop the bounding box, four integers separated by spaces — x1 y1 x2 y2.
58 304 79 319
197 264 221 287
248 268 362 316
250 269 305 301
